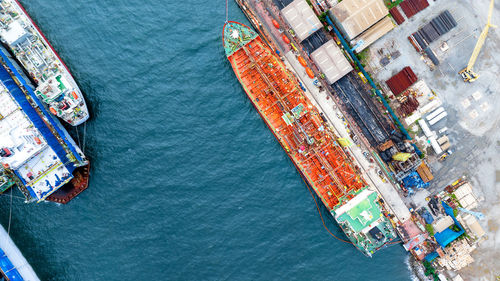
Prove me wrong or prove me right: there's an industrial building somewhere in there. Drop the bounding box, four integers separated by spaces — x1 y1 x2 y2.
282 0 323 41
278 0 353 83
330 0 393 50
453 182 479 210
310 40 353 84
351 17 395 52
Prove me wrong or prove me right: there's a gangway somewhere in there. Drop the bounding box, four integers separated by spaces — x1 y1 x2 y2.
459 0 496 82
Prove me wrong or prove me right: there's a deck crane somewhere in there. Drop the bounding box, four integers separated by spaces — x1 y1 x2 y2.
459 0 496 82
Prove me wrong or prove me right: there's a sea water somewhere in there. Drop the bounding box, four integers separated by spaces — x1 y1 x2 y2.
0 0 414 280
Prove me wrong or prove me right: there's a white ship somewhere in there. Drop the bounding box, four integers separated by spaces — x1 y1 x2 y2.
0 0 89 126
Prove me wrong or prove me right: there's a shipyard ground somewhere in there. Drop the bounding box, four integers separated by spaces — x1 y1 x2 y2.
367 0 500 279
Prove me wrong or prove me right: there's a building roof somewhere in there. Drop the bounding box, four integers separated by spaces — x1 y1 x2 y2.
311 40 352 84
432 215 454 233
453 183 479 210
282 0 323 41
462 214 485 239
331 0 388 39
351 16 394 52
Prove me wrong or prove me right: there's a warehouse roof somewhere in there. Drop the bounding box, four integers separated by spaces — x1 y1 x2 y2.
311 40 352 84
331 0 388 39
282 0 323 41
351 16 394 52
453 183 479 210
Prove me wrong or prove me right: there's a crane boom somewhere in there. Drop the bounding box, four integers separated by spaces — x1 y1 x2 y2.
460 0 496 82
466 0 496 70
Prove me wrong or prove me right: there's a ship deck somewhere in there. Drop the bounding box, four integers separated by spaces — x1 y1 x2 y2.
224 22 367 211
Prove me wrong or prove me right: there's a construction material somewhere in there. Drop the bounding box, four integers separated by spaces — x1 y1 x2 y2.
393 152 412 161
402 171 429 190
389 6 405 25
398 95 419 116
408 10 457 52
416 162 433 183
424 47 440 66
377 139 394 151
428 111 448 126
400 0 429 19
426 107 445 121
438 136 451 151
386 67 418 96
459 0 495 82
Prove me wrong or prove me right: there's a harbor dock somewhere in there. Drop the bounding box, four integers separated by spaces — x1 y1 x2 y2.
233 0 491 278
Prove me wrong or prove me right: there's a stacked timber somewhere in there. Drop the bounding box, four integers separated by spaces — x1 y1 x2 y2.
400 0 429 19
398 95 420 116
386 67 418 96
416 162 434 183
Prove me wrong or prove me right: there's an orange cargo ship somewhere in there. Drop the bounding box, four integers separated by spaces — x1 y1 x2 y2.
223 21 399 256
223 21 367 211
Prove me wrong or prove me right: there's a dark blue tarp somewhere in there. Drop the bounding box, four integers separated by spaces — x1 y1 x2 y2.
402 172 429 190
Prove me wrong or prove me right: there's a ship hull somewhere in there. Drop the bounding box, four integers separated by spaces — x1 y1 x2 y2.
46 162 90 204
3 0 89 126
223 21 366 212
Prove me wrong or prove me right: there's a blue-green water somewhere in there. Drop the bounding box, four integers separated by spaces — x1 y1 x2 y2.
0 1 415 280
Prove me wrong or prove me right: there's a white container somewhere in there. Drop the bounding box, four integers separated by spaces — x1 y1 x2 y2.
418 119 434 138
429 111 448 126
426 107 445 121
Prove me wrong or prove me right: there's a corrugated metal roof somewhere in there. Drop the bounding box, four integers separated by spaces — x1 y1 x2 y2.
301 30 328 54
282 0 323 42
385 66 418 96
330 0 388 39
311 39 353 84
351 16 394 52
389 6 405 25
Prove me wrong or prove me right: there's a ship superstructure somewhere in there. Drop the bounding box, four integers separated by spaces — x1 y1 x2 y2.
223 21 397 256
0 44 87 202
0 0 89 126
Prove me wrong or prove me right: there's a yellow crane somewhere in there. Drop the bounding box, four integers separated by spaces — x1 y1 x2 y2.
459 0 496 82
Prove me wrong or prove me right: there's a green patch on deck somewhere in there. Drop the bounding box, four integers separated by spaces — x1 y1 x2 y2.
337 192 381 233
223 22 258 57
